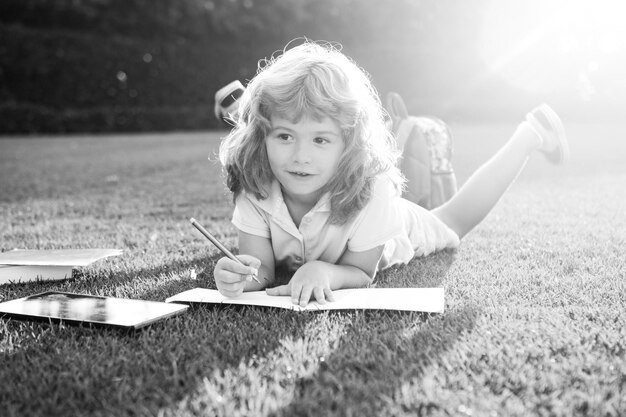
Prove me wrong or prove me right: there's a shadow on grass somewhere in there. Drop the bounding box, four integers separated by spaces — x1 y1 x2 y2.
270 248 473 415
0 253 318 416
0 300 319 416
374 249 457 288
0 248 465 416
276 305 480 416
0 253 219 302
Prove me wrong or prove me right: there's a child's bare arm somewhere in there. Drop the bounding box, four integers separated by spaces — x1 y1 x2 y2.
337 245 384 281
238 230 275 287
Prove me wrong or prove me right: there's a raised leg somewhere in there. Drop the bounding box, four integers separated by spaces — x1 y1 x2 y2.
433 104 567 238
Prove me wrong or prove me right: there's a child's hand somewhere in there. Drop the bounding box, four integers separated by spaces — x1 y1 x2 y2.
214 255 260 298
266 261 335 307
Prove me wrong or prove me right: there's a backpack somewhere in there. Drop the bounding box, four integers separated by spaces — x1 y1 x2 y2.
386 92 457 209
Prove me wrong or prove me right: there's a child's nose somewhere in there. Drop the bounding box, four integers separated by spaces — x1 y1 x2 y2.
292 140 312 164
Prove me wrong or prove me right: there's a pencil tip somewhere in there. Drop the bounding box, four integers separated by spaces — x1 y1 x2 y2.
189 217 196 223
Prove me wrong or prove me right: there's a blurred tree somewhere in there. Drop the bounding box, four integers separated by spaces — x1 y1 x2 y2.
4 0 606 133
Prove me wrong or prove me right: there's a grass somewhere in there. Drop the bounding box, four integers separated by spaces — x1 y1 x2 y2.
0 122 625 416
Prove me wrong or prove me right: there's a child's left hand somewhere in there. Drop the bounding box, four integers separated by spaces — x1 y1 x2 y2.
266 261 335 307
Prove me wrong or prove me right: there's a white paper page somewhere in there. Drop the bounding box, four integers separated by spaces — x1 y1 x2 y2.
0 249 122 266
166 288 444 313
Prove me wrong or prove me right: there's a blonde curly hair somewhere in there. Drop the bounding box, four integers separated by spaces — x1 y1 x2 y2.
219 40 404 224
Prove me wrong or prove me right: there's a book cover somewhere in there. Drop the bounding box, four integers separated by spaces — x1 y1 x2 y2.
0 248 122 266
0 248 122 285
0 265 74 285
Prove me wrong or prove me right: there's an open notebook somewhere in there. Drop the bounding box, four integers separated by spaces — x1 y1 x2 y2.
0 291 188 329
166 287 444 313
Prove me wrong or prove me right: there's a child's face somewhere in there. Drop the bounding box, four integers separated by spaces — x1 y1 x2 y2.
265 114 345 206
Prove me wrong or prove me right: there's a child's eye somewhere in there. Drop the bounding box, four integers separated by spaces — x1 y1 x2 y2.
313 137 329 144
277 133 292 141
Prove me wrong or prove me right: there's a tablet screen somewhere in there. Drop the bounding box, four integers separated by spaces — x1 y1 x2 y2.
0 291 188 329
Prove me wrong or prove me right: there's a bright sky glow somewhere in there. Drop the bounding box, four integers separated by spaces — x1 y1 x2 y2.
478 0 626 101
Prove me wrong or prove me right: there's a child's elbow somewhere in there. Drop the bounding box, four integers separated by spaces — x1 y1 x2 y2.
360 268 376 286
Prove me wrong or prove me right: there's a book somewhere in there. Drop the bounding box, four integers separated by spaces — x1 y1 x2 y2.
0 248 122 285
166 287 444 313
0 265 74 284
0 291 189 329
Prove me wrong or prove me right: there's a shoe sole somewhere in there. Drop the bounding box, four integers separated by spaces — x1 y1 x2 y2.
214 80 245 121
526 104 570 164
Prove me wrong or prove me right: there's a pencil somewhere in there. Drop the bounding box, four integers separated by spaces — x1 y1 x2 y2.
189 218 261 283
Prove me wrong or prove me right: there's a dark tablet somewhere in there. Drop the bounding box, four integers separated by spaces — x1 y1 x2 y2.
0 291 188 329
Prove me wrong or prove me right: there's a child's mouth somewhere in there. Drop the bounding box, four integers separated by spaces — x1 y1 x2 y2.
290 171 311 177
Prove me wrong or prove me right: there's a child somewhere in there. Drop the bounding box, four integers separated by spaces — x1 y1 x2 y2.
213 41 569 307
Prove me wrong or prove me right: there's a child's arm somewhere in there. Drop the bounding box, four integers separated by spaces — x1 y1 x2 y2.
213 231 275 297
266 245 384 307
238 231 275 287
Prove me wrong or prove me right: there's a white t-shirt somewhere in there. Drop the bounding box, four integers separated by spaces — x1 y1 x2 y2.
232 175 459 272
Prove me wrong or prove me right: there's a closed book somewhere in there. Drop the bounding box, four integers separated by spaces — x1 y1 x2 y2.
0 248 121 285
0 265 74 284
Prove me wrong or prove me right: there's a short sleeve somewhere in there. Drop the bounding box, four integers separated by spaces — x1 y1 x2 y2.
347 177 405 252
231 193 271 238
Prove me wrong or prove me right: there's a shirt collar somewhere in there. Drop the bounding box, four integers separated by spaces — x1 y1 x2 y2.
247 180 332 215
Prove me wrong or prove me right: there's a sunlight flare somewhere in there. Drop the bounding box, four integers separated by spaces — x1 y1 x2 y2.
479 0 626 99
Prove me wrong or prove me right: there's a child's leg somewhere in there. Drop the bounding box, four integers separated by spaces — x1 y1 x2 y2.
433 104 568 238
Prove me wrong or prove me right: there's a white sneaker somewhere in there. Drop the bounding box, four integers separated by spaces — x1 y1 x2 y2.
525 104 569 164
214 80 245 123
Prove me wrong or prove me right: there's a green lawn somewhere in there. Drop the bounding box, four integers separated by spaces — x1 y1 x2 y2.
0 122 624 416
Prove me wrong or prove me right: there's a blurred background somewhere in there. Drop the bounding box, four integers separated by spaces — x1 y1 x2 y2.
1 0 624 134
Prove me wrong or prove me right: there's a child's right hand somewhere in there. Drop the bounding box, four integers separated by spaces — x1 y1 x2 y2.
214 255 260 297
